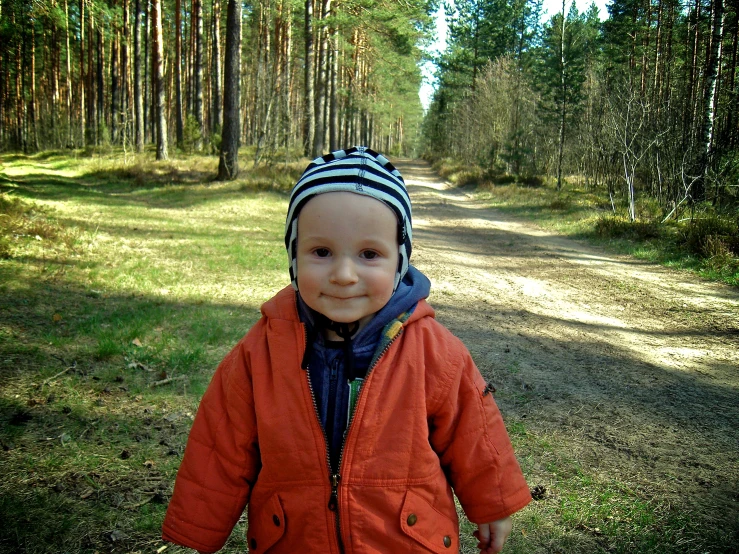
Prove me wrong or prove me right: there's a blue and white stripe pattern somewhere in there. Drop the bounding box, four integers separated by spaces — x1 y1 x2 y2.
285 146 413 292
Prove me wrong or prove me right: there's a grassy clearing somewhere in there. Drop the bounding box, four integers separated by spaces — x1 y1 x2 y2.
0 149 300 553
0 150 732 553
432 159 739 287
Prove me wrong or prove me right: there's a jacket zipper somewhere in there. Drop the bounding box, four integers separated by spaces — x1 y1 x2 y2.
304 325 403 553
303 329 345 553
333 330 403 548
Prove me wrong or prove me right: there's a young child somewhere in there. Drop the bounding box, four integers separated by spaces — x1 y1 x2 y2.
162 147 531 554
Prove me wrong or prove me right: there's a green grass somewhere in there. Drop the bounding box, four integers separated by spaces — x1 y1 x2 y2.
1 150 735 553
0 149 298 553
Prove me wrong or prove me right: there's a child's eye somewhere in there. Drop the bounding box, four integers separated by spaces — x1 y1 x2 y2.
360 250 380 260
313 248 331 258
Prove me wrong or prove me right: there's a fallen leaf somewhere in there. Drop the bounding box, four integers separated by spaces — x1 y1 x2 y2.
52 313 62 322
144 460 156 469
132 338 143 347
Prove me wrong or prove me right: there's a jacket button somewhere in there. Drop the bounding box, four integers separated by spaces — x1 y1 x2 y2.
406 513 417 526
250 537 257 550
443 536 452 548
272 514 281 526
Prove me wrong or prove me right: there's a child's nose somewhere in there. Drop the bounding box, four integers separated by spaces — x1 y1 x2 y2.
330 256 358 285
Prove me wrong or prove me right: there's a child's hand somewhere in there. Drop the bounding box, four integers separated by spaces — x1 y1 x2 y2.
472 517 512 553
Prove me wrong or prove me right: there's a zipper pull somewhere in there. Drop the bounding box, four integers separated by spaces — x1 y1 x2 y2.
328 473 341 511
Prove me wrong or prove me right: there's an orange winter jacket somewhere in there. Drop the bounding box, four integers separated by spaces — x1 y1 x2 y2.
162 286 531 553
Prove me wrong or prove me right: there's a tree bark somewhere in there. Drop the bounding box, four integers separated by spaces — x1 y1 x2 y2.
30 22 39 152
97 25 104 143
79 0 86 147
303 0 315 155
212 0 223 134
64 0 73 146
87 4 95 144
152 0 168 159
193 0 205 149
175 0 184 146
121 0 129 147
329 27 338 151
557 0 566 191
111 25 118 143
134 0 144 151
217 0 242 179
699 0 724 173
312 0 330 157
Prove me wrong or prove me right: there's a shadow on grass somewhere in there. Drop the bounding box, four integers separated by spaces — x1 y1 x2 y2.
0 273 262 553
2 266 737 552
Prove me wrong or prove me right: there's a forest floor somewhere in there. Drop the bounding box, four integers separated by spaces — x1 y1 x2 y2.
397 159 739 552
0 153 737 553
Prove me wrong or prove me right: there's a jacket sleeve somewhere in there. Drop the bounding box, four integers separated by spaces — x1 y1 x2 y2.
162 330 262 553
427 333 531 524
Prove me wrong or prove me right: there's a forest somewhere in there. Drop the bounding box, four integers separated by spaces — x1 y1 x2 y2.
0 0 431 166
1 0 738 233
423 0 739 227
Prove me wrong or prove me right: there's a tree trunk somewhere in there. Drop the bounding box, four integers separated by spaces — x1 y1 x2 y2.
329 27 338 151
175 0 184 146
15 13 23 150
218 0 242 180
30 22 39 152
152 0 168 159
212 0 222 134
145 0 152 143
134 0 144 151
64 0 73 146
312 0 330 157
87 5 95 144
193 0 205 149
699 0 724 174
303 0 315 155
97 26 104 143
122 0 130 147
727 13 738 147
79 0 86 147
111 26 118 143
556 0 566 191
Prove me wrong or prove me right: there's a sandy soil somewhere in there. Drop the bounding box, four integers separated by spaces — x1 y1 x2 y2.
396 159 739 541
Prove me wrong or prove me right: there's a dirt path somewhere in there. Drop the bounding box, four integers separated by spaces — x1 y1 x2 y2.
396 159 739 540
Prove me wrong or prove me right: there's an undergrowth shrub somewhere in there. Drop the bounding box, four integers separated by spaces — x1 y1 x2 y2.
0 193 77 256
183 115 204 153
594 216 661 241
680 215 739 257
549 197 571 210
239 161 304 192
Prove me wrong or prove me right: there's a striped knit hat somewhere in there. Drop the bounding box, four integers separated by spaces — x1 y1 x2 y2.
285 146 412 292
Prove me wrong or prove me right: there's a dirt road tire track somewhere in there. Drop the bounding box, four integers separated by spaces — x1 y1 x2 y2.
396 159 739 551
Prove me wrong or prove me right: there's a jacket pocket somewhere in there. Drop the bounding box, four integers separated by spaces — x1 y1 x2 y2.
246 493 285 553
399 490 458 553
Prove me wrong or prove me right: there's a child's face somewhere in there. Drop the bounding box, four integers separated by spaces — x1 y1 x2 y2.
296 192 399 328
